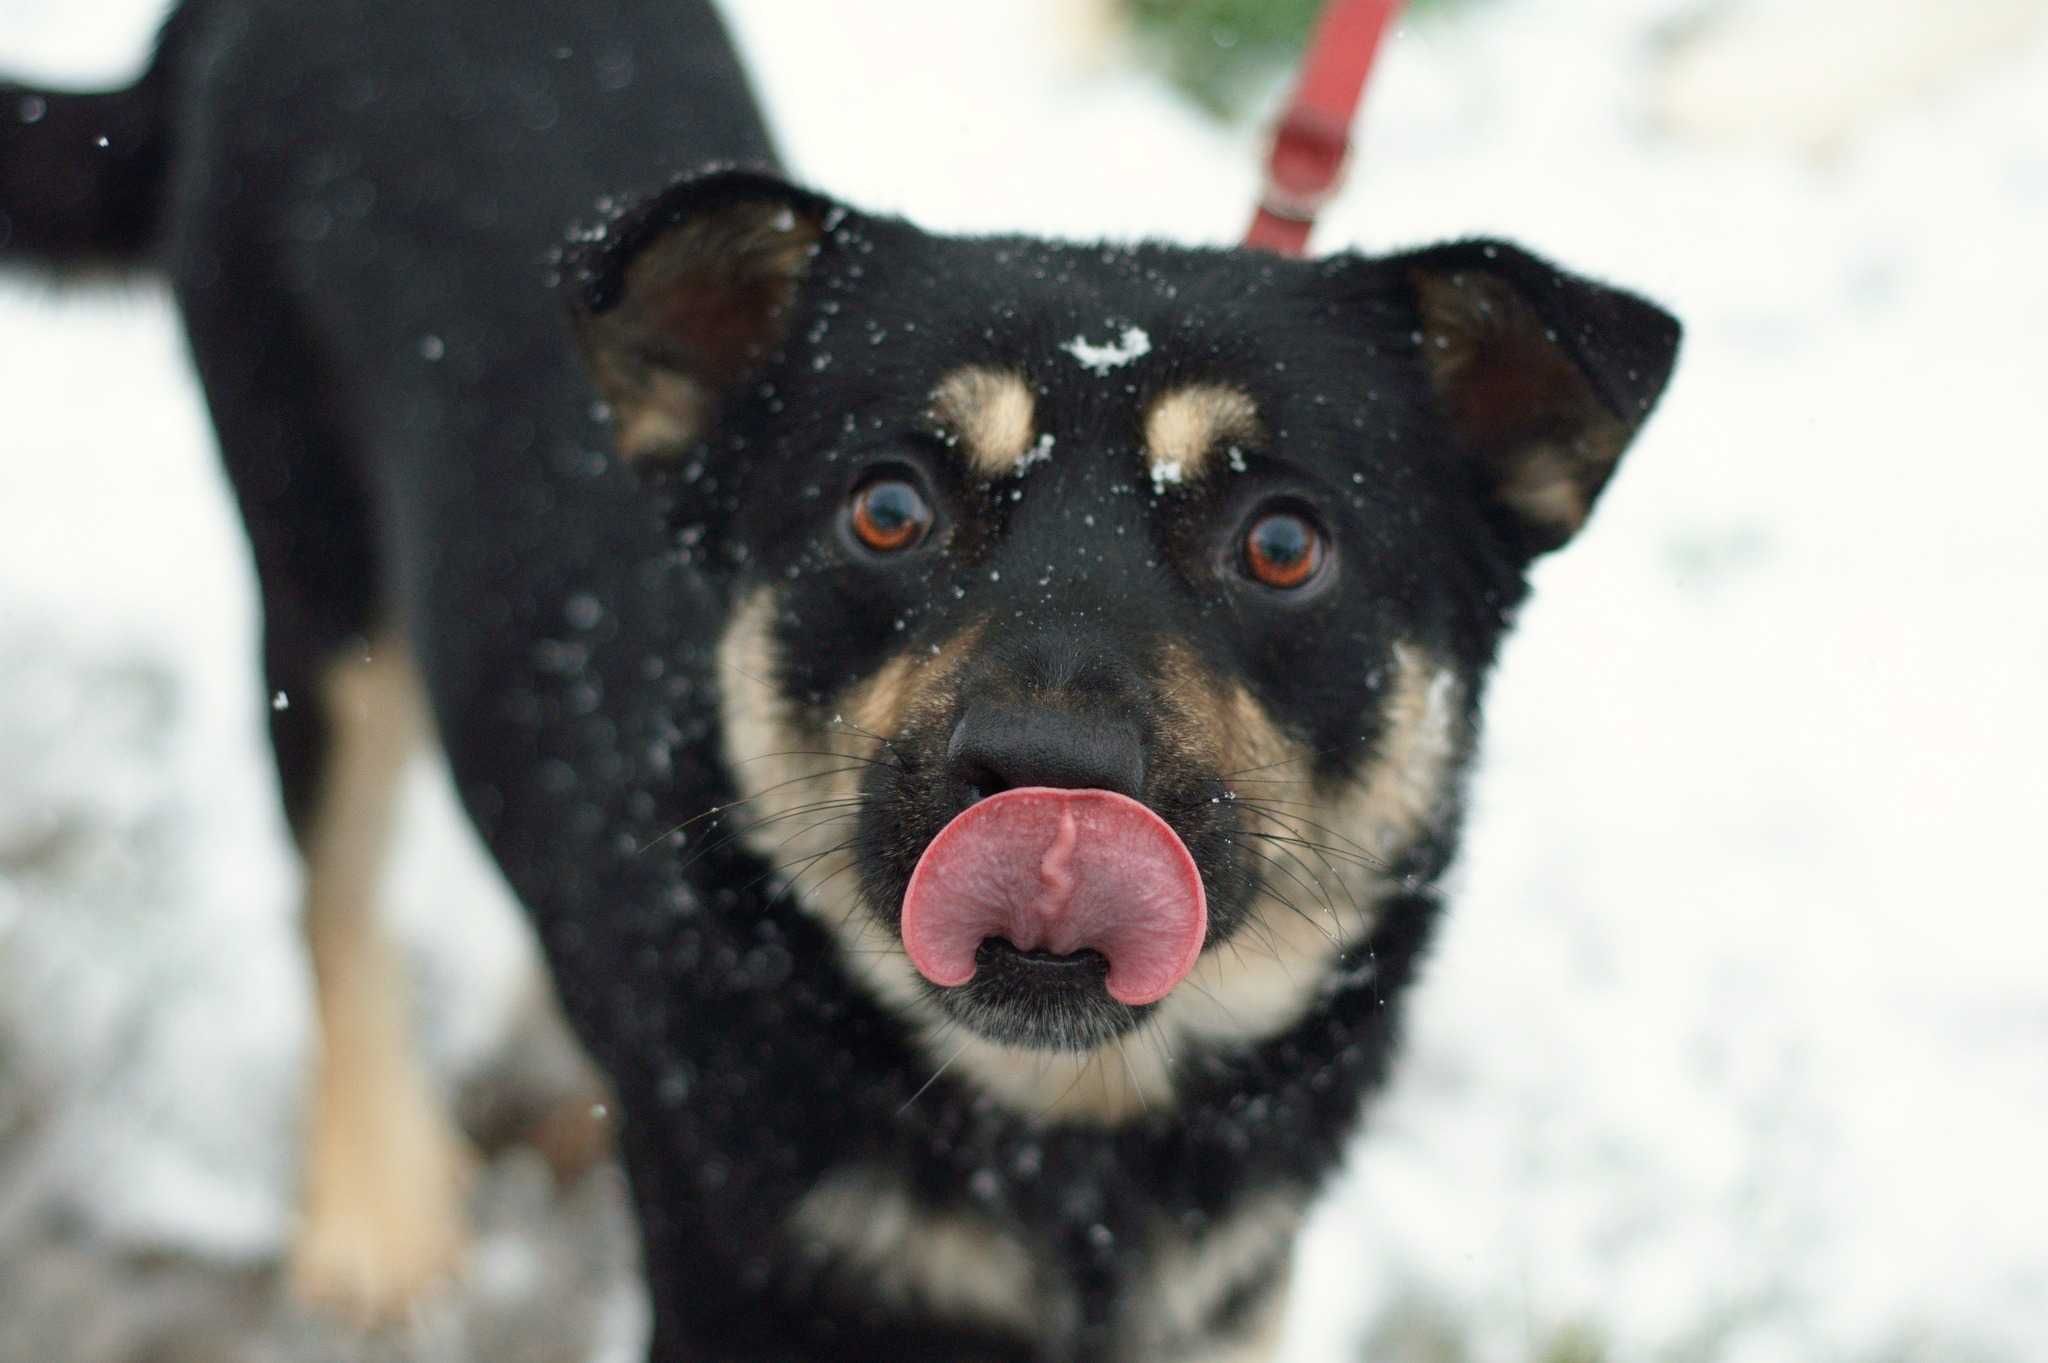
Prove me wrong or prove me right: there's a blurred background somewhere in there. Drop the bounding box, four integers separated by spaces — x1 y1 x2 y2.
2 0 2044 1359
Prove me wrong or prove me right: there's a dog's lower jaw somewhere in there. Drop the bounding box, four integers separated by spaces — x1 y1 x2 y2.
924 942 1153 1052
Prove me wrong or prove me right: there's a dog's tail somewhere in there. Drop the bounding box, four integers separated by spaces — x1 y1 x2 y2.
1 20 182 273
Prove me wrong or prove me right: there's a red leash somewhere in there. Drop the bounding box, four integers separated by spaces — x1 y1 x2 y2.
1244 0 1404 256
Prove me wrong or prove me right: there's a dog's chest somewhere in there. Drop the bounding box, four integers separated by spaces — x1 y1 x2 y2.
786 1166 1302 1361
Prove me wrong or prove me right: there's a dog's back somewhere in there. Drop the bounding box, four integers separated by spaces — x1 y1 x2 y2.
1 0 783 914
4 0 778 709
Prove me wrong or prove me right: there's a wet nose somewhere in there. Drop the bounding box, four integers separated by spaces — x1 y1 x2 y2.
945 702 1146 806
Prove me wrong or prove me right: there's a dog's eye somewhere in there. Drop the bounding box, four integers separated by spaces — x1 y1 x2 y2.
849 476 933 554
1242 509 1325 590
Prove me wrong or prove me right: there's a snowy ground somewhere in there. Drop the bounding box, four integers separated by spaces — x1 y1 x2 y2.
3 1 2045 1360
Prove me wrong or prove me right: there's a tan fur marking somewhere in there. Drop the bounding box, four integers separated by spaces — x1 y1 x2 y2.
1334 641 1463 856
714 593 974 1020
1148 647 1349 1046
611 371 711 463
922 1032 1171 1124
789 1169 1047 1334
1496 441 1596 535
1148 1194 1301 1361
1411 268 1631 545
714 589 876 924
930 367 1038 477
292 639 474 1320
1183 1269 1292 1363
1145 642 1462 1049
578 201 822 464
1143 384 1261 483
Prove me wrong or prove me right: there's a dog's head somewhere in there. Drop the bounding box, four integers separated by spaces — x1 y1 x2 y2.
567 169 1678 1115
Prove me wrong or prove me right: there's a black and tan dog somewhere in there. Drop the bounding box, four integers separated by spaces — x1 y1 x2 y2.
2 1 1678 1358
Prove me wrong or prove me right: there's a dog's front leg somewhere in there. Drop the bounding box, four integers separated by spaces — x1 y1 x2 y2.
288 639 474 1321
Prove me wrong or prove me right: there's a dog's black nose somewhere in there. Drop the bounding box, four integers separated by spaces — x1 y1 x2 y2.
945 703 1145 805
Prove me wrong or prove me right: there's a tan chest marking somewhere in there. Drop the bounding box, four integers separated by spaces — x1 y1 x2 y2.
788 1167 1047 1335
1141 1193 1302 1362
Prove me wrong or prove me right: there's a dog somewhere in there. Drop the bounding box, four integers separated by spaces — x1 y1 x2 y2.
1 1 1679 1358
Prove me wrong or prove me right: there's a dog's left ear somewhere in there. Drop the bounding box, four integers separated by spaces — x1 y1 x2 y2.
1396 240 1681 556
566 168 839 465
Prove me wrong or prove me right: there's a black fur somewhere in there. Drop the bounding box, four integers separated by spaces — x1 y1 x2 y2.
0 8 191 268
2 3 1679 1359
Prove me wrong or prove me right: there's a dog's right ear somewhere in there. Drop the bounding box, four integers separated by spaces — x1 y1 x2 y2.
565 169 838 466
1390 240 1681 558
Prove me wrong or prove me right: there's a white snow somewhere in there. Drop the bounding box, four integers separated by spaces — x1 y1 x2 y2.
1061 324 1153 374
4 1 2047 1360
1017 430 1056 474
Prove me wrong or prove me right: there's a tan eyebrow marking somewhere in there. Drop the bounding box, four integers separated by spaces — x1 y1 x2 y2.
1142 384 1261 485
929 366 1037 477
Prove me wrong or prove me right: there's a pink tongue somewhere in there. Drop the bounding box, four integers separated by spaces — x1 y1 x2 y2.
900 788 1206 1007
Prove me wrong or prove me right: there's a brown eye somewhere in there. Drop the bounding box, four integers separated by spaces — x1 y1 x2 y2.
849 476 933 554
1243 509 1325 589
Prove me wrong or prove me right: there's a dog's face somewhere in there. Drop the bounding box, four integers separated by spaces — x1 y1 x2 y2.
569 171 1677 1114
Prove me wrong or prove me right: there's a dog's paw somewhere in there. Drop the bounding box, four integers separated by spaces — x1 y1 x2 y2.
289 1075 476 1323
